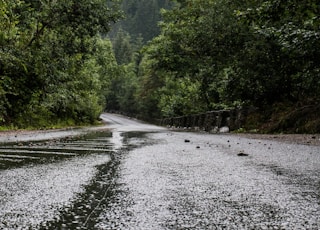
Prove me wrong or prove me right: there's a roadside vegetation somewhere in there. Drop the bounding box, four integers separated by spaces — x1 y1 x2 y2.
0 0 122 129
1 0 319 133
109 0 320 133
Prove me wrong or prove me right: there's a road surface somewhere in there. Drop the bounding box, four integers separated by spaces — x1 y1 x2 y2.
0 113 319 229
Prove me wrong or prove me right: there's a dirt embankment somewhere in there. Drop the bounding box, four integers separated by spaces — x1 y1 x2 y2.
248 100 320 134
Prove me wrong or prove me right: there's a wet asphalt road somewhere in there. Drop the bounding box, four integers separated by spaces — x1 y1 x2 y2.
0 113 319 229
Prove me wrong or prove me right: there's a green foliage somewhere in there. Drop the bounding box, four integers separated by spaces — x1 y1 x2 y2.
141 0 247 112
104 58 141 116
111 0 173 42
159 77 205 117
113 29 133 65
0 0 122 128
5 0 311 129
232 0 320 104
131 0 320 120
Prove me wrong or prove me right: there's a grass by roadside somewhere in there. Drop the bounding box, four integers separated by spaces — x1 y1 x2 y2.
0 118 106 132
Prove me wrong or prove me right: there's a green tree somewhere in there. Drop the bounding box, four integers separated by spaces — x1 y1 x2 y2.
138 0 320 119
0 0 122 127
102 0 319 125
105 36 144 115
110 0 173 42
113 29 133 65
141 0 248 116
229 0 320 105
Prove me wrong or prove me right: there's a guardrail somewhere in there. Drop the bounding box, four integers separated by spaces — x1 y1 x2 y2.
158 107 256 133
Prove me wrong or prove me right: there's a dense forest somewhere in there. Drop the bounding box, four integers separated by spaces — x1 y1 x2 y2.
0 0 122 128
1 0 320 132
109 0 173 41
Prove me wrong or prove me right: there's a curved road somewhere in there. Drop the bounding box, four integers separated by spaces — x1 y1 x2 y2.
0 113 319 229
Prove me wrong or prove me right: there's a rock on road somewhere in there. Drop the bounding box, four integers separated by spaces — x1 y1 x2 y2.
1 113 320 229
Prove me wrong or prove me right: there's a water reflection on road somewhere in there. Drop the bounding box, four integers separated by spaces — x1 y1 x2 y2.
0 129 124 229
0 113 164 229
0 131 112 170
41 131 151 229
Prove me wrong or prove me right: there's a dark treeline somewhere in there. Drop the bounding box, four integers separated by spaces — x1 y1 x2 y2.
109 0 173 42
1 0 319 132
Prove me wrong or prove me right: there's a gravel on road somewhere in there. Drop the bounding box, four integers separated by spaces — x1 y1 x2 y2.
97 131 320 229
0 114 319 229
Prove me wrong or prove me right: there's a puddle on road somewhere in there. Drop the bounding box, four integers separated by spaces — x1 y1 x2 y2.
0 130 152 229
0 131 112 170
41 131 151 229
110 131 124 151
0 130 114 229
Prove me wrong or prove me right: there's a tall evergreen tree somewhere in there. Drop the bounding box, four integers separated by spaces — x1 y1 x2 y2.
110 0 173 42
